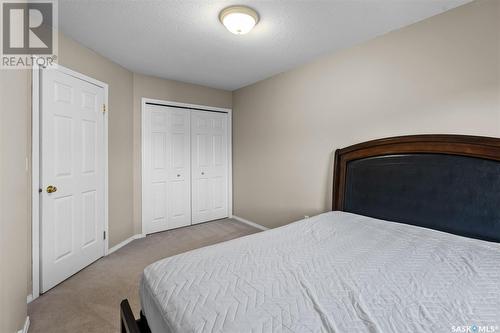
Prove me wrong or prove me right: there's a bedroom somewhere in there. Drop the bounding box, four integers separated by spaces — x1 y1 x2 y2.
0 0 499 332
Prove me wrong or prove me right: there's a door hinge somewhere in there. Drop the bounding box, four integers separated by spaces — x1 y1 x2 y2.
103 231 106 240
102 104 106 113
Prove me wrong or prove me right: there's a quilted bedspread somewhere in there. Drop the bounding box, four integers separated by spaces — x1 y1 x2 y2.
140 211 500 333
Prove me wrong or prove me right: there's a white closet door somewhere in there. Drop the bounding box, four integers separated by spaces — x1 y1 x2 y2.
143 105 191 234
41 69 105 292
191 111 229 224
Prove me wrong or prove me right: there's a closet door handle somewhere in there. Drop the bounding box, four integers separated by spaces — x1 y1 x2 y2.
201 172 205 175
177 174 181 178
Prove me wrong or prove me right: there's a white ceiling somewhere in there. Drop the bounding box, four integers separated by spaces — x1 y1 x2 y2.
59 0 471 91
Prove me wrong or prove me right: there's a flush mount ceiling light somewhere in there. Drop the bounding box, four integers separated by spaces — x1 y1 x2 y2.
219 6 259 35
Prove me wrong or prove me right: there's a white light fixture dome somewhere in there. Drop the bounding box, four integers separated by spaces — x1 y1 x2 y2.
219 6 259 35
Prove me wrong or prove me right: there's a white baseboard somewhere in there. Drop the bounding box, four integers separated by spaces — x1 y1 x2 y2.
231 215 269 231
17 316 29 333
107 234 145 255
27 294 33 304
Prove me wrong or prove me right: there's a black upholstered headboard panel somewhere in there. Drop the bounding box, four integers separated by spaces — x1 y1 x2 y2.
344 154 500 242
333 135 500 242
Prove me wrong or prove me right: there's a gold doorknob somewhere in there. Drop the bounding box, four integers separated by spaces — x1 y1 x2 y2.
46 185 57 193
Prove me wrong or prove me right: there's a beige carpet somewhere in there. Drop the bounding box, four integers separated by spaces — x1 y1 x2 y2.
28 218 260 333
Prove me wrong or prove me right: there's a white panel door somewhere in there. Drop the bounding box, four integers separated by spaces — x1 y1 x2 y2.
191 111 229 224
143 105 191 234
41 69 105 292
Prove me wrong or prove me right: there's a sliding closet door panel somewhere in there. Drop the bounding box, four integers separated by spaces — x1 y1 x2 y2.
143 105 190 234
211 119 228 218
191 111 229 224
167 109 191 228
144 108 168 233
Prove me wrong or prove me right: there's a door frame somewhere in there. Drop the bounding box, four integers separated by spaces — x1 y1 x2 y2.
141 98 233 236
31 64 109 301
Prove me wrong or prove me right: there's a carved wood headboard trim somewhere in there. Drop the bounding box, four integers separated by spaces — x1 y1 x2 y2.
332 134 500 211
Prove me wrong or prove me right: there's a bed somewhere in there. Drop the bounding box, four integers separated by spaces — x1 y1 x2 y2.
121 134 500 333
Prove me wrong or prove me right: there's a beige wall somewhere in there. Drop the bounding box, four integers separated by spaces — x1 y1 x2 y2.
0 70 30 332
2 0 498 330
0 31 230 331
232 0 500 228
132 73 232 234
58 34 233 246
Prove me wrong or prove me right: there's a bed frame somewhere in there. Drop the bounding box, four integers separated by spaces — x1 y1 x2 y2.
121 134 500 332
120 299 150 333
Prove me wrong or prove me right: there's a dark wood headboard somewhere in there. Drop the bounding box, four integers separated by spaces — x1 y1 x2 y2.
332 135 500 242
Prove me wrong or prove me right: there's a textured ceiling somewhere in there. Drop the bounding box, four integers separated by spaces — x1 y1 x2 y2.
59 0 471 91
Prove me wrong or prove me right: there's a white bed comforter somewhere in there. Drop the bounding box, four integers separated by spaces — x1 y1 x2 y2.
140 211 500 333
